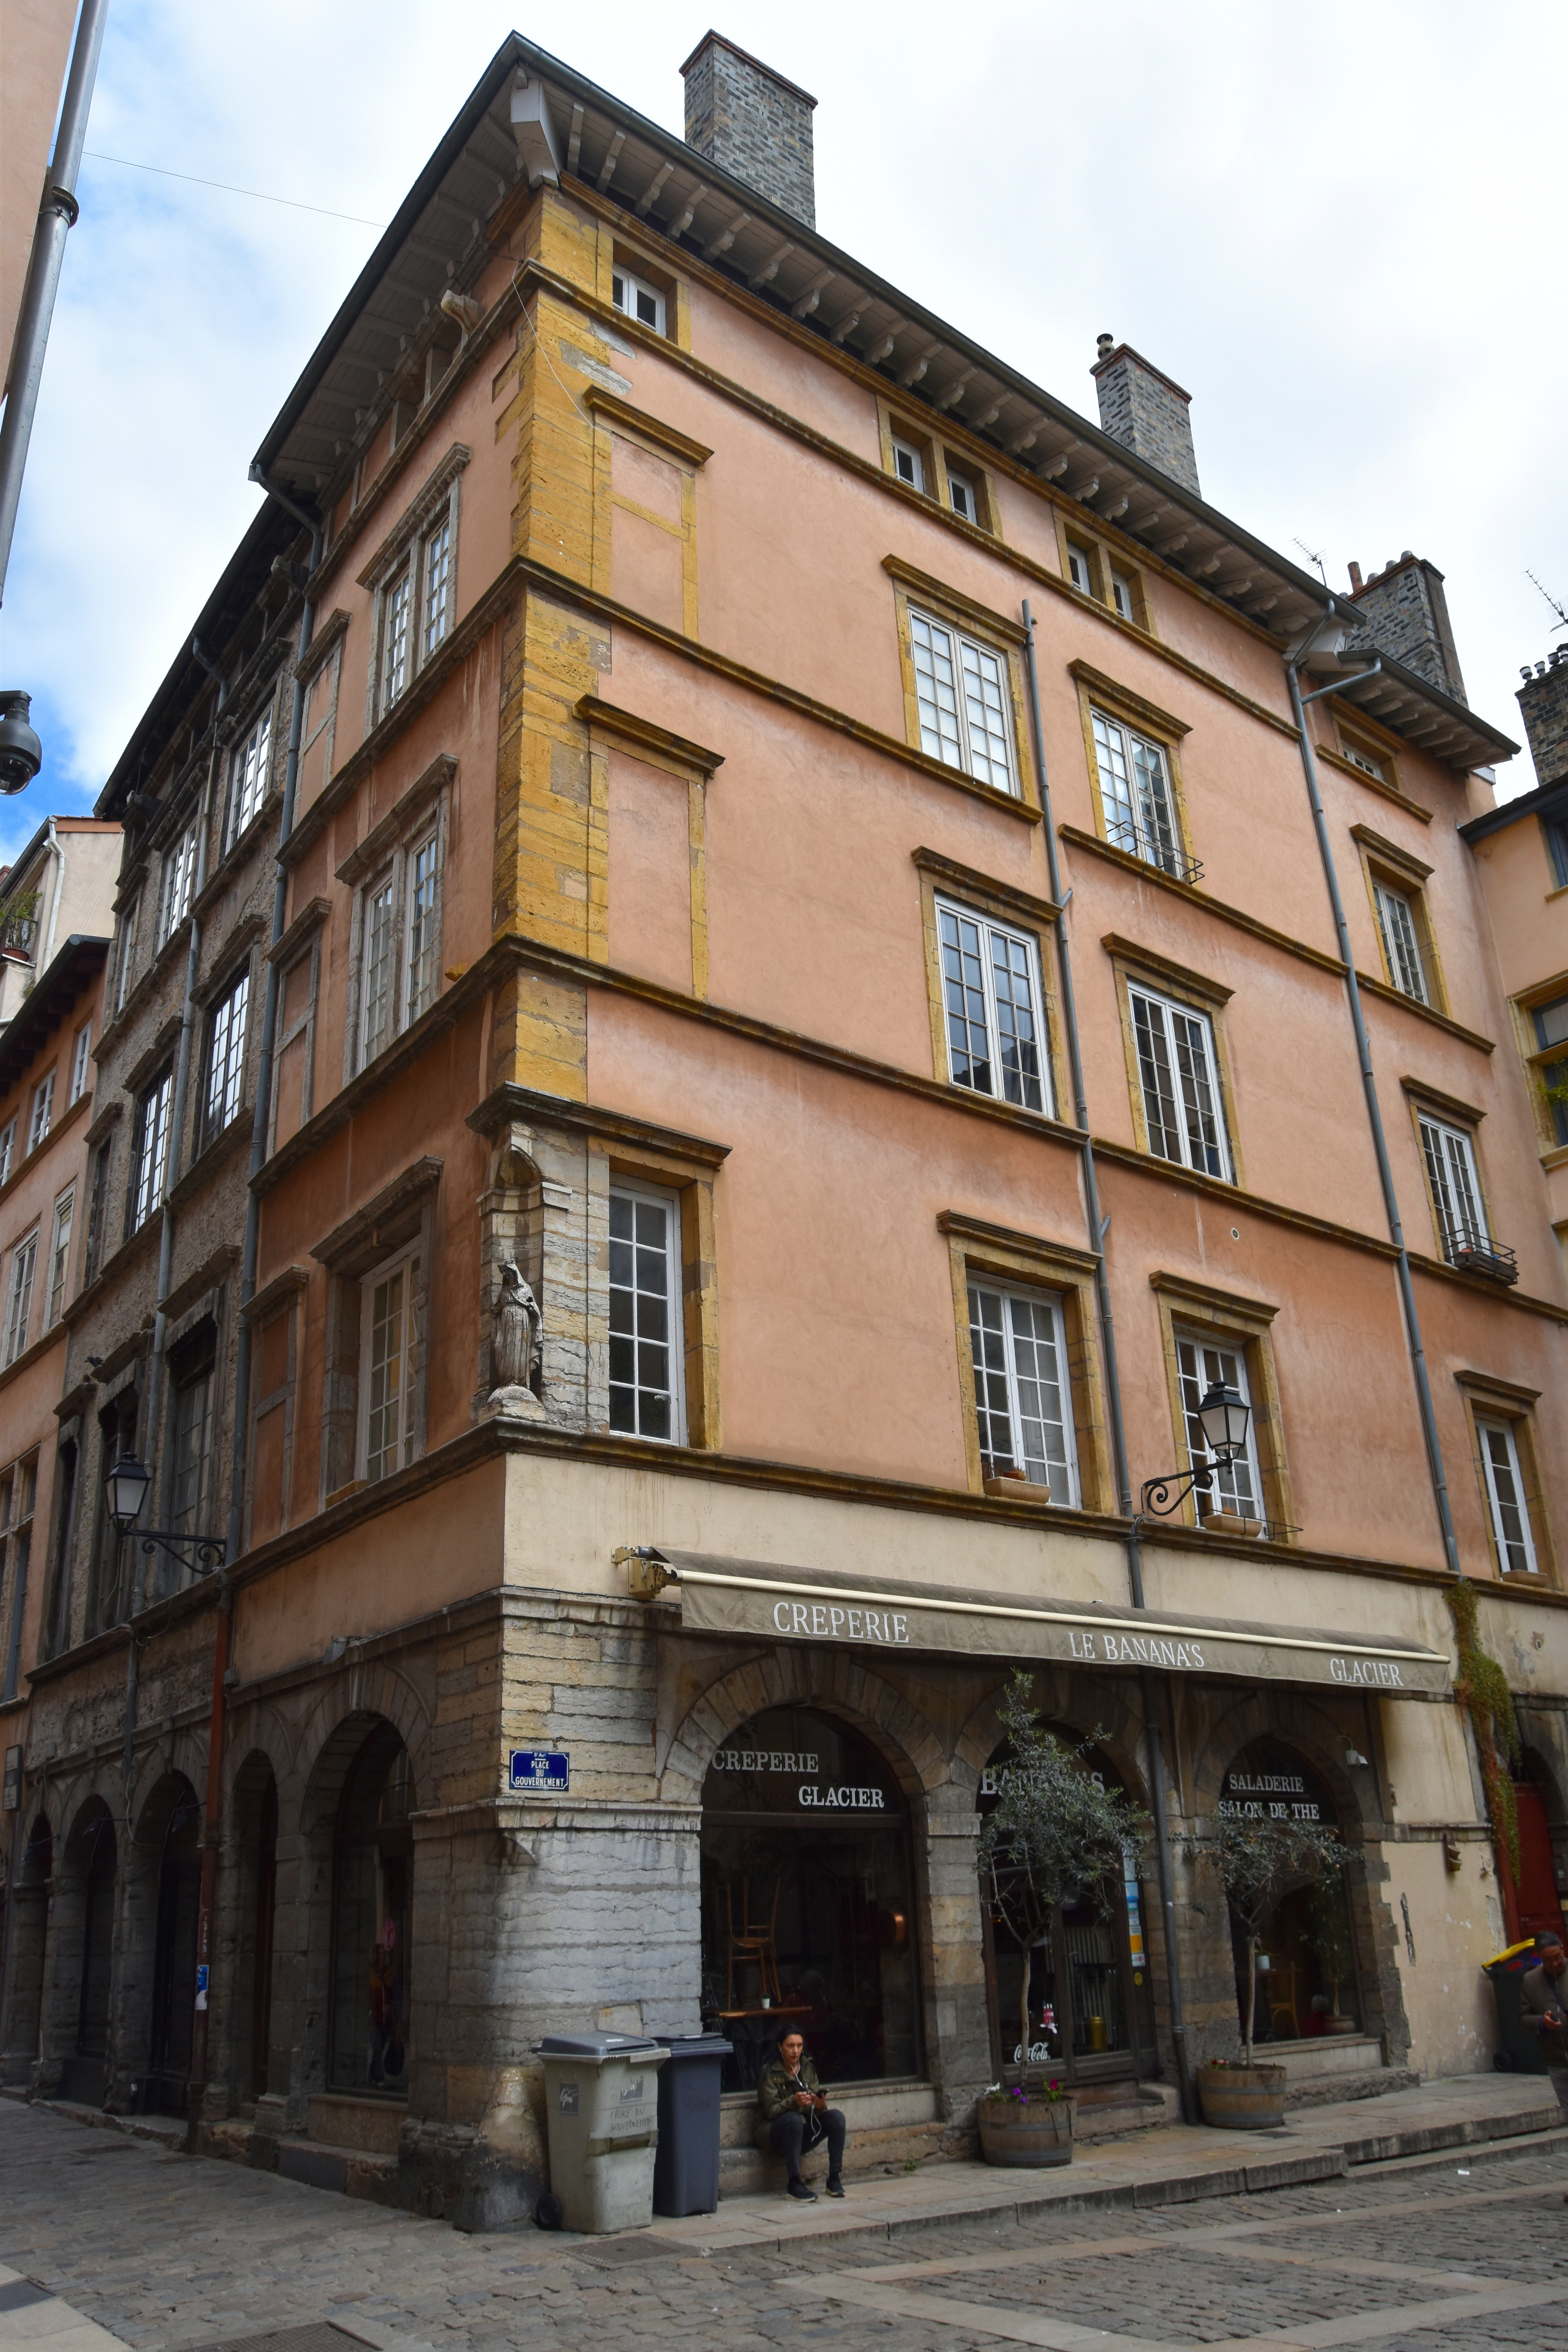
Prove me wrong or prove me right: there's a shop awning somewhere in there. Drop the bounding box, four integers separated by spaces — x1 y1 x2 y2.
627 1551 1451 1699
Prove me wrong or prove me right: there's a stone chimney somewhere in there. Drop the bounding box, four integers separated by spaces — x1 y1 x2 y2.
1092 334 1199 497
681 32 817 228
1517 646 1568 786
1344 553 1467 705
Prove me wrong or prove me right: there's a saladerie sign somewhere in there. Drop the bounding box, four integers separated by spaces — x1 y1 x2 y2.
673 1572 1449 1698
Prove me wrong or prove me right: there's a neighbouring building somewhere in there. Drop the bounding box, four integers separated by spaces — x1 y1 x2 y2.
1 32 1565 2227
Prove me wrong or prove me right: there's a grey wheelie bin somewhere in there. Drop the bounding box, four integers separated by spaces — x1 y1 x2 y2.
536 2033 670 2233
652 2034 732 2216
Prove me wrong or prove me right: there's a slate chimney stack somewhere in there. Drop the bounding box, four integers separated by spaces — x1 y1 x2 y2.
1092 334 1200 496
1517 647 1568 786
681 32 817 228
1346 553 1468 705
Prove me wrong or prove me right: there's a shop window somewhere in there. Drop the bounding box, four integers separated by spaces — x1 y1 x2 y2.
62 1805 117 2106
967 1282 1078 1503
699 1707 921 2094
329 1721 412 2098
608 1181 685 1442
935 899 1050 1113
1216 1743 1360 2043
144 1780 202 2117
978 1729 1155 2084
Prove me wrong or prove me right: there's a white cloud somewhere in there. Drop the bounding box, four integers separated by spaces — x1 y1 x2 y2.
3 0 1563 867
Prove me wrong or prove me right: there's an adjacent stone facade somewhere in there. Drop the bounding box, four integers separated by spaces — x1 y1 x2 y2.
681 32 817 228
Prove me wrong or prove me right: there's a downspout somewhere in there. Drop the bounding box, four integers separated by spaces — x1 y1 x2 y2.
1283 614 1462 1578
1021 603 1192 2121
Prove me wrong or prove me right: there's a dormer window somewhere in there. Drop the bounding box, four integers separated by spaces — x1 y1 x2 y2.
1340 737 1387 784
612 268 666 335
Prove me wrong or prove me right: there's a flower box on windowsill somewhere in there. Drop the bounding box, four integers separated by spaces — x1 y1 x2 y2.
1450 1240 1520 1287
984 1472 1053 1503
1200 1510 1263 1539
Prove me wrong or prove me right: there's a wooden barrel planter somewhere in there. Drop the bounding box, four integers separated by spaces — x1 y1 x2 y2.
976 2092 1074 2167
1196 2062 1287 2129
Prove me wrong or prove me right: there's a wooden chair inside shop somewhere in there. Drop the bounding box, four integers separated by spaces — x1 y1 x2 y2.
724 1877 782 2007
1263 1964 1301 2042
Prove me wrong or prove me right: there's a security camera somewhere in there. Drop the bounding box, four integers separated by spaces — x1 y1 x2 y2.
0 692 42 795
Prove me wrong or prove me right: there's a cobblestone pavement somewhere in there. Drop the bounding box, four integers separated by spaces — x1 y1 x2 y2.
0 2102 1565 2352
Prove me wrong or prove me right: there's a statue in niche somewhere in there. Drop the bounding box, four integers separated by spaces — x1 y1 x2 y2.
490 1260 541 1396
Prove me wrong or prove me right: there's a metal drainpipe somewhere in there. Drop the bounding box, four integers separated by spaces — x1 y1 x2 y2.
1021 604 1193 2122
1283 617 1462 1577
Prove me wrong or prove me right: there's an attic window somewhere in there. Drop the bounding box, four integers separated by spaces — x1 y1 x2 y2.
1340 737 1387 784
613 269 665 335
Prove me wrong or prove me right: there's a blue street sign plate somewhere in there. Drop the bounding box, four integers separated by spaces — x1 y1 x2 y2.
510 1749 569 1791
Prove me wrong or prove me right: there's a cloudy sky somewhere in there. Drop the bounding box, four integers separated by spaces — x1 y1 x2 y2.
3 0 1564 864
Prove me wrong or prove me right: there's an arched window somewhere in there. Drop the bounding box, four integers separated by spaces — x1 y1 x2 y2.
329 1724 412 2096
1218 1741 1359 2043
699 1707 921 2092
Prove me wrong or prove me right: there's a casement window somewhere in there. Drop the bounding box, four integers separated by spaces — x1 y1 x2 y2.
1547 817 1568 891
1091 709 1184 876
891 436 926 493
1066 543 1093 594
359 1241 421 1484
3 1232 38 1365
1110 570 1135 622
82 1141 112 1285
612 266 665 334
936 899 1049 1113
168 1327 216 1539
947 470 976 523
0 1120 14 1185
226 704 274 849
45 1190 72 1329
1530 992 1568 1149
608 1181 684 1442
113 892 140 1014
27 1071 53 1152
128 1066 173 1234
1339 735 1387 784
69 1020 91 1103
372 506 459 721
1129 985 1231 1179
87 1388 138 1637
200 965 250 1149
909 608 1014 793
1477 1417 1537 1576
350 810 444 1073
0 1456 34 1700
1371 877 1429 1004
158 820 200 946
1417 1112 1488 1263
1176 1331 1262 1523
966 1282 1078 1503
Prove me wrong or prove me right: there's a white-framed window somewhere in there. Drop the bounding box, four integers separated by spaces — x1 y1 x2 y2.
1110 569 1135 621
1066 542 1093 593
351 811 445 1073
947 470 976 523
1129 985 1230 1180
891 436 926 493
1175 1330 1261 1521
45 1189 72 1329
1417 1113 1488 1263
1092 708 1184 875
1371 879 1428 1004
70 1021 92 1103
0 1120 14 1186
381 565 413 710
909 608 1014 793
936 899 1050 1114
128 1066 173 1233
4 1231 38 1365
1340 736 1387 783
372 500 460 722
158 819 200 946
1477 1418 1537 1576
612 266 665 334
27 1071 53 1153
113 892 141 1014
226 704 274 850
967 1282 1077 1502
200 965 250 1149
419 515 454 664
608 1181 684 1442
169 1337 216 1538
359 1239 421 1484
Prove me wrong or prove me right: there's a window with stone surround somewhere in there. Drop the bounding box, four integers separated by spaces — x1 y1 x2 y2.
942 1212 1112 1511
1151 1273 1294 1541
70 1020 91 1103
612 265 666 335
158 818 200 947
1129 984 1230 1180
365 449 466 726
608 1181 685 1443
199 963 251 1151
1353 827 1444 1011
127 1065 173 1235
966 1281 1078 1503
1456 1372 1554 1584
225 702 275 852
3 1229 38 1365
345 783 446 1078
27 1070 53 1154
0 1453 34 1699
313 1161 439 1507
44 1188 72 1329
934 898 1050 1113
909 610 1014 791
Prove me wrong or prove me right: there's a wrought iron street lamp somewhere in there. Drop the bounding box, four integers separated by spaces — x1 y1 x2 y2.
105 1456 225 1572
1138 1381 1252 1519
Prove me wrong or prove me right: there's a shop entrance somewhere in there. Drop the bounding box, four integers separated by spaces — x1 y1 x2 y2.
1513 1754 1566 1944
142 1781 201 2116
60 1806 116 2106
328 1722 412 2098
979 1731 1156 2085
699 1706 922 2094
1219 1741 1360 2043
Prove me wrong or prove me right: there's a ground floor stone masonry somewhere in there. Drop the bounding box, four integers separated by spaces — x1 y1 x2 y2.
0 1448 1564 2229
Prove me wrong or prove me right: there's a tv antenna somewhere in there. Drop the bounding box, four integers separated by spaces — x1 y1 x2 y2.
1293 537 1327 585
1526 570 1568 637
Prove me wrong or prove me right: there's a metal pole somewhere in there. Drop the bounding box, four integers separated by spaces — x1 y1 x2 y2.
0 0 113 603
1020 602 1192 2121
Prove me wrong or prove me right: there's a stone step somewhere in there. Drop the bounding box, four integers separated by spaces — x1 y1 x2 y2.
274 2136 398 2201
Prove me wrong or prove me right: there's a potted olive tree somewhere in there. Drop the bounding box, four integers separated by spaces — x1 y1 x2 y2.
975 1672 1147 2167
1183 1813 1344 2127
1309 1875 1357 2034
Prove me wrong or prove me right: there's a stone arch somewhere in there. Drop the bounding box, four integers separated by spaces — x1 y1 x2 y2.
42 1795 118 2105
952 1667 1154 1813
660 1649 949 1810
2 1813 53 2089
291 1667 431 1836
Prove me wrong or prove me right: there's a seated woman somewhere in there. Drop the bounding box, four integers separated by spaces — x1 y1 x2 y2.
755 2027 848 2201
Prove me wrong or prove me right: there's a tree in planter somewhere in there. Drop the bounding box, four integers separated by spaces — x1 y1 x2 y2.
975 1672 1148 2085
1183 1815 1345 2063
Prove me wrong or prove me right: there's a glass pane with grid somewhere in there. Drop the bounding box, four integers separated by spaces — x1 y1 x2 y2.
959 639 1013 791
1093 711 1179 873
1534 995 1568 1146
989 928 1045 1111
71 1022 91 1102
967 1284 1074 1501
131 1071 172 1230
910 613 963 769
1169 1004 1227 1176
160 824 199 945
46 1192 72 1328
1372 881 1427 1002
1131 988 1184 1163
365 1260 416 1482
229 710 272 846
382 568 412 708
608 1191 676 1439
406 834 440 1024
361 874 396 1064
421 520 452 661
1418 1116 1487 1259
203 969 249 1143
1479 1421 1536 1573
28 1072 53 1151
1176 1335 1258 1517
939 908 993 1095
4 1234 37 1365
170 1370 213 1535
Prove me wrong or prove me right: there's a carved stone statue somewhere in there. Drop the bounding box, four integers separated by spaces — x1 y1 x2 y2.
490 1261 541 1394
